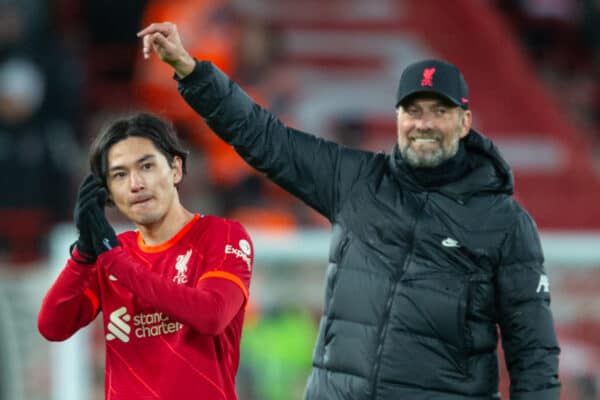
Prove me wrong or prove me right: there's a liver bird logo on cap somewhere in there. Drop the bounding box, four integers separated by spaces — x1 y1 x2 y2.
421 67 436 87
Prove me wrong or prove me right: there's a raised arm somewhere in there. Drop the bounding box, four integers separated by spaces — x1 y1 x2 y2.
137 22 376 220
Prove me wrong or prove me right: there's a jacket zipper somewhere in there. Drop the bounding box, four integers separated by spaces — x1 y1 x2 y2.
369 193 429 398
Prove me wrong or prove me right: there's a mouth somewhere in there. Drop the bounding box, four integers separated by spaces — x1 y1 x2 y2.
409 136 442 148
129 196 153 207
411 137 439 143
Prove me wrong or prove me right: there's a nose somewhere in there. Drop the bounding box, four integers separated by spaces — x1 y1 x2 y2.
414 116 434 131
129 171 145 192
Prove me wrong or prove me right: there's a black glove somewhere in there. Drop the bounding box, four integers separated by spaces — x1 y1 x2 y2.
85 188 120 256
71 174 105 264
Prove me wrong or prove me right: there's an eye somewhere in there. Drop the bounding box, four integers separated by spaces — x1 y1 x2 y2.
406 107 420 116
142 162 154 170
111 171 126 180
434 107 448 116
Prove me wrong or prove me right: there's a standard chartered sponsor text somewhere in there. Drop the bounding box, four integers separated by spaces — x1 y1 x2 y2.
134 311 183 339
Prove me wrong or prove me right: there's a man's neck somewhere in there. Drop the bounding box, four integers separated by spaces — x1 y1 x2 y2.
137 205 195 246
402 141 470 188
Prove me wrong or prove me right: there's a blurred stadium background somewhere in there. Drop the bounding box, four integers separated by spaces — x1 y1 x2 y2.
1 0 599 399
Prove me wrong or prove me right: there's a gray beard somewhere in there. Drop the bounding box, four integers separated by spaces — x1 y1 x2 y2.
401 140 459 168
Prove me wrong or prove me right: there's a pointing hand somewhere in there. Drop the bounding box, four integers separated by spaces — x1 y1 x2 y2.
137 22 196 78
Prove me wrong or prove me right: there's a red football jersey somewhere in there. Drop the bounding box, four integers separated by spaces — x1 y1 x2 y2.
39 214 253 400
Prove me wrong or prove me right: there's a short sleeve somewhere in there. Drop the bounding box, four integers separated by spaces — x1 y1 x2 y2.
197 219 253 300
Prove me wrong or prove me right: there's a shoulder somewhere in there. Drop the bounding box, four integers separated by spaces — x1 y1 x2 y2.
359 148 388 171
197 215 255 268
499 197 538 232
341 147 389 185
499 198 543 263
201 214 249 230
198 215 252 242
474 194 539 239
473 193 527 223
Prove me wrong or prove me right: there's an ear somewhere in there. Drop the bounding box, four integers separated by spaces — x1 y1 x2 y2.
172 156 183 185
459 109 472 138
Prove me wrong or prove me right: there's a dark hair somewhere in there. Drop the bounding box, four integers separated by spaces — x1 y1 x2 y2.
90 112 189 186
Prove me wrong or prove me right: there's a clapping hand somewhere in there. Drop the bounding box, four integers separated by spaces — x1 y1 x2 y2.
71 174 119 263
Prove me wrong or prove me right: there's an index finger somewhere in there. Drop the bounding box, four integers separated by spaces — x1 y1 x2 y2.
137 22 175 37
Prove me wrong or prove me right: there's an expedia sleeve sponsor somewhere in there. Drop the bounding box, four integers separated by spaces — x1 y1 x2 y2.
225 241 252 271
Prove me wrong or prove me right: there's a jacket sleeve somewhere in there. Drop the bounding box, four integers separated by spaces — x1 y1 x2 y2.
38 257 101 341
177 61 375 220
496 209 561 400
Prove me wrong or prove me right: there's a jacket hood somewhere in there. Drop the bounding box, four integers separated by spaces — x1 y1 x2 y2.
389 129 514 201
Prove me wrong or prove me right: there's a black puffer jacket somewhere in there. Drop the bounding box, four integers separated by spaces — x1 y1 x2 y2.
178 62 561 400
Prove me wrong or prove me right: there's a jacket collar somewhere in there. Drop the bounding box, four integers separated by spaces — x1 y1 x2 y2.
389 129 514 202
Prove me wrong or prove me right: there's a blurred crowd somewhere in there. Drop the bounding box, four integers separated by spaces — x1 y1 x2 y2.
494 0 600 157
0 0 321 266
0 0 599 267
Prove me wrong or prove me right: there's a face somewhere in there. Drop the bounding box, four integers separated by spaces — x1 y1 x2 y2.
396 95 472 168
106 136 183 226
